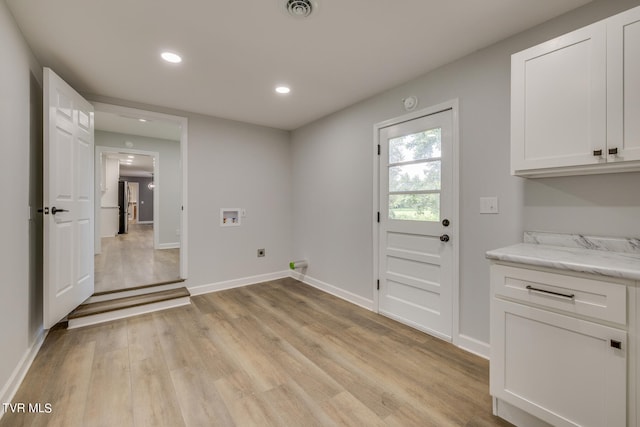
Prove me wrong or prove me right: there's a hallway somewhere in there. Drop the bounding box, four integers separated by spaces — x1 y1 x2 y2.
94 224 180 293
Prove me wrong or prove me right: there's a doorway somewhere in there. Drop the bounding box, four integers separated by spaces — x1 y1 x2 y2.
374 101 459 342
92 103 188 294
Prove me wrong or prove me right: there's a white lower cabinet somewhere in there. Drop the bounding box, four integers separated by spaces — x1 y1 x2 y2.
490 264 634 427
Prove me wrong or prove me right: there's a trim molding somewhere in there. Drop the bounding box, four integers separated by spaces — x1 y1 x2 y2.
0 329 47 420
457 333 490 359
188 271 290 296
289 271 375 311
157 242 180 250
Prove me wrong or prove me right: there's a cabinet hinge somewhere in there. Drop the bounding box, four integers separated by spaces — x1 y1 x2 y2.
377 211 380 223
377 144 381 155
377 279 380 290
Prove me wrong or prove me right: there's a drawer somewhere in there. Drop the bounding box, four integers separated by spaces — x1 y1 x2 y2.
491 264 627 325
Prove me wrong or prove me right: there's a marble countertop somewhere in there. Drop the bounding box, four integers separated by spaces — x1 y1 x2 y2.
486 232 640 281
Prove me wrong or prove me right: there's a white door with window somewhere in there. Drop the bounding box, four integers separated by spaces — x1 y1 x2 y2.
377 108 454 340
43 68 95 329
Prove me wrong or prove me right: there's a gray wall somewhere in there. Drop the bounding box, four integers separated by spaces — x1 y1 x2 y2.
186 113 292 287
120 176 154 222
96 130 181 246
291 0 640 349
0 0 43 402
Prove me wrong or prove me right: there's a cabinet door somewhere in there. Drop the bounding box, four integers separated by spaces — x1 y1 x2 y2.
511 22 606 174
491 299 626 427
608 6 640 163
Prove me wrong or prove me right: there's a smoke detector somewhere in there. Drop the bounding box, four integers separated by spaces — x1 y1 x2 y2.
285 0 316 18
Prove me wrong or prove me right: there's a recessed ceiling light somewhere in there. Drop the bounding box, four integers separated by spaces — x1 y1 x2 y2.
138 118 147 122
275 86 291 94
128 155 135 159
161 51 182 64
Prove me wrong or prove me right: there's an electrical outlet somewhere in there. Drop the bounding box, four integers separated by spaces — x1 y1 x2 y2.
257 248 265 257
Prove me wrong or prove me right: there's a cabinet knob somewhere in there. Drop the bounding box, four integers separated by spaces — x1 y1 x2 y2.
593 149 603 157
608 147 618 155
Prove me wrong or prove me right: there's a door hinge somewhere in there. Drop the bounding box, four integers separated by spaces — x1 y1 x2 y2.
377 144 381 155
377 211 380 223
377 279 380 290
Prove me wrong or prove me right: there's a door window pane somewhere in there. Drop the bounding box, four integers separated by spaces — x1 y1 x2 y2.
389 161 441 192
389 194 440 221
389 128 442 163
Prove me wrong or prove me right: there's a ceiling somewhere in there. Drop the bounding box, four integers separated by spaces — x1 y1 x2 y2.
95 110 182 141
6 0 593 131
105 151 155 178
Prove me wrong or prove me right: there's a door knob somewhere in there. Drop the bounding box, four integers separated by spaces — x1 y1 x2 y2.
51 207 69 215
440 234 450 242
442 219 450 227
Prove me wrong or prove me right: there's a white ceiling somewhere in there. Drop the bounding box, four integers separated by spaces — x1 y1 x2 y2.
95 110 182 141
106 151 155 178
6 0 593 130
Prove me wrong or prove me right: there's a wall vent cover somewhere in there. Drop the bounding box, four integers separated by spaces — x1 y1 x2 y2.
285 0 314 18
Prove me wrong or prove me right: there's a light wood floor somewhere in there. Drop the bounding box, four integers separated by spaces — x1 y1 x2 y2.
95 223 180 293
1 279 512 427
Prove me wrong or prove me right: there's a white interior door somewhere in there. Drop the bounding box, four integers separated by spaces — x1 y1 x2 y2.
378 109 454 340
43 68 94 329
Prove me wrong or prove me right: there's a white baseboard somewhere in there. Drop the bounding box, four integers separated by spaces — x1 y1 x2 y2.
289 270 375 311
0 328 47 420
456 333 491 360
157 242 180 250
188 270 290 296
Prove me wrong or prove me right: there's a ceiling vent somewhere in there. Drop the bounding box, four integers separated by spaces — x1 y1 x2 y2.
285 0 315 18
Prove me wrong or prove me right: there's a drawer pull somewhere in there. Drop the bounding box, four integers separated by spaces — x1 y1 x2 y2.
525 285 575 300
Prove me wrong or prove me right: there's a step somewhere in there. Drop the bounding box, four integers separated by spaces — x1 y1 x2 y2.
86 279 186 304
67 287 191 329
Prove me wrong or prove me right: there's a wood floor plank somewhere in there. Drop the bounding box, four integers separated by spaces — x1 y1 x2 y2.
2 279 512 427
95 223 180 293
169 366 235 427
82 347 133 427
130 356 186 427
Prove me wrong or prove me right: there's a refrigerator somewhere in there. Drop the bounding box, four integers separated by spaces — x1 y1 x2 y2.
118 180 129 234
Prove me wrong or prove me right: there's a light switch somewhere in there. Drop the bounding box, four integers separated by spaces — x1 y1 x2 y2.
480 197 499 214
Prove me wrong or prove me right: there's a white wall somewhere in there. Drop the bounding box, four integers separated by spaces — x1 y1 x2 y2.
0 0 43 404
96 130 181 247
291 0 640 351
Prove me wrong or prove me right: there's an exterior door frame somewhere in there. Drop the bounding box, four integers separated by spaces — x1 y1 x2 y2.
92 102 189 280
372 99 460 345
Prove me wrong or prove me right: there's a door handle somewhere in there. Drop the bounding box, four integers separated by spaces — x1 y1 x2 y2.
51 207 69 215
440 234 450 242
442 218 450 227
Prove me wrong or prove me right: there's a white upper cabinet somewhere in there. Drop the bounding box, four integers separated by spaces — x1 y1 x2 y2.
511 5 640 177
608 6 640 164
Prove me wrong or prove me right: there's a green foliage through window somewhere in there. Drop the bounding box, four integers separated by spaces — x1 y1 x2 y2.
388 128 442 222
